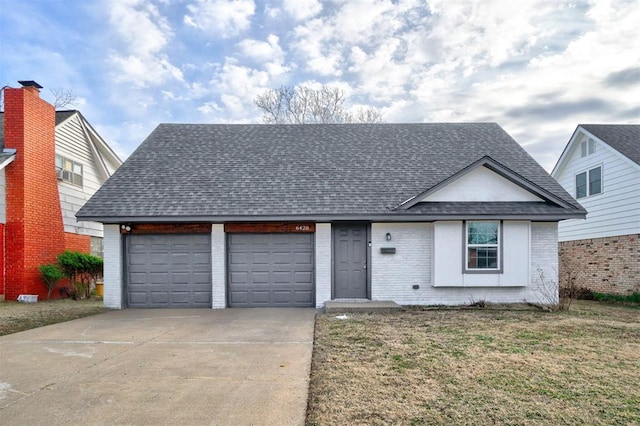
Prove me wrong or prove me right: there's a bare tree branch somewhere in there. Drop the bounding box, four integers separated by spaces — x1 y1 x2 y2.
50 88 77 109
254 85 383 124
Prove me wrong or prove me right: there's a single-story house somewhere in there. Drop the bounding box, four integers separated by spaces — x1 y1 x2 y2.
77 123 586 309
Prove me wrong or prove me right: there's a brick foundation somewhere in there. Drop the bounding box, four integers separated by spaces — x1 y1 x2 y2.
559 234 640 295
0 223 4 300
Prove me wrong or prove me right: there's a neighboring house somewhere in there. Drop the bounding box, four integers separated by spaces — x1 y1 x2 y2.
77 123 585 309
0 81 122 301
552 124 640 295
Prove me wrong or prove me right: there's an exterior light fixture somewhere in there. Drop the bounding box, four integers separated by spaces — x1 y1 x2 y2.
386 232 392 241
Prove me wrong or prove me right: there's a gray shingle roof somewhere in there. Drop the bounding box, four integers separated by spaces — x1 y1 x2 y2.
77 123 585 221
580 124 640 165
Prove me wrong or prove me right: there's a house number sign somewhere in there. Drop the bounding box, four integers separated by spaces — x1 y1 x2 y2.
225 222 316 233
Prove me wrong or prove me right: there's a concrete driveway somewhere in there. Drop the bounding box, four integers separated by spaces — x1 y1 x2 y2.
0 308 315 425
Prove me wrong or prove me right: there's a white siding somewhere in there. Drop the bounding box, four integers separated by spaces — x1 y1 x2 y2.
55 114 106 237
315 223 332 308
433 221 463 286
554 132 640 241
0 169 5 224
422 166 543 202
211 224 226 309
432 221 530 287
103 225 122 309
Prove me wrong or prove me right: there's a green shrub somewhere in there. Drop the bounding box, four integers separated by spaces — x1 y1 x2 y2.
593 292 640 304
38 264 65 300
57 251 104 299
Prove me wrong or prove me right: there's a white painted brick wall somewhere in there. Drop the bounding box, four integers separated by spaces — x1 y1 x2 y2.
315 223 332 308
211 224 226 309
529 222 559 304
368 221 559 306
103 224 122 309
371 223 433 304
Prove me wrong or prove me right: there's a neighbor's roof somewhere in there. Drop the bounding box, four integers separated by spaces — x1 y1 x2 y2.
580 124 640 166
77 123 585 222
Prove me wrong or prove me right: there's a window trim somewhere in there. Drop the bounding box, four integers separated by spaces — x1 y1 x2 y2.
55 154 83 187
463 220 503 274
575 165 603 199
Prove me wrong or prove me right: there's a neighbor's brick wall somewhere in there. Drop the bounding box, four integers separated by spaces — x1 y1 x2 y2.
211 224 226 309
103 224 122 309
559 234 640 295
4 86 66 300
64 232 91 254
0 223 4 300
315 223 332 308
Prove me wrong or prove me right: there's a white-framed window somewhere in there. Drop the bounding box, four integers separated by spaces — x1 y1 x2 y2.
465 221 501 271
575 166 602 199
55 154 83 186
580 138 596 158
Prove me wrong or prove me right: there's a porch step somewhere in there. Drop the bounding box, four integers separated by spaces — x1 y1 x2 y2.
324 300 403 314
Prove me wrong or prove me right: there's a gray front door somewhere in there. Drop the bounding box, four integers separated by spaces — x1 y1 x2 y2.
333 224 368 299
227 233 314 307
126 234 212 308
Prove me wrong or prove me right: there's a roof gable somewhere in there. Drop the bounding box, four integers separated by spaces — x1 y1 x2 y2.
78 123 584 222
581 124 640 166
399 156 572 209
553 124 640 177
54 111 122 181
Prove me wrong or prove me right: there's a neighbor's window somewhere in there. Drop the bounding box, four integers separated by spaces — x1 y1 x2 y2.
576 166 602 198
90 236 104 258
466 221 500 270
55 154 83 186
580 138 596 157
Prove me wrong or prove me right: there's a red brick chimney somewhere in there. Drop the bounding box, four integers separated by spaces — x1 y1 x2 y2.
3 81 66 300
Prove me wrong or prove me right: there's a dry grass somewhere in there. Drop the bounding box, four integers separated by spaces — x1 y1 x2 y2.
306 301 640 425
0 299 106 336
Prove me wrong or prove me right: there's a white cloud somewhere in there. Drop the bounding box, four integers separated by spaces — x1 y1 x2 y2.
184 0 255 38
237 34 284 63
106 0 183 87
282 0 322 21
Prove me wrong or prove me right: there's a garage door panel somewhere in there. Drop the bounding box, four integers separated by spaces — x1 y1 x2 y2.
149 292 169 304
294 271 313 283
126 234 212 308
228 233 314 307
273 271 293 283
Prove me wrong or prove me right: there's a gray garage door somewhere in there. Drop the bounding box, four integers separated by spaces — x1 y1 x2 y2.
227 233 314 307
126 234 212 308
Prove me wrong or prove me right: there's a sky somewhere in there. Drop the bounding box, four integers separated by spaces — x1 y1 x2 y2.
1 0 639 171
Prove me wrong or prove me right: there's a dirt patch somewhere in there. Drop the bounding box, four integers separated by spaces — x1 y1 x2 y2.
306 301 640 425
0 299 106 336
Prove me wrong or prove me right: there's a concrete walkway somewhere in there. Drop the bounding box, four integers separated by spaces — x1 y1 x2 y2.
0 308 315 425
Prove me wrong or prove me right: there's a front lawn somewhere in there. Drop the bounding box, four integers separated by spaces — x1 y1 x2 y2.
307 301 640 425
0 299 105 336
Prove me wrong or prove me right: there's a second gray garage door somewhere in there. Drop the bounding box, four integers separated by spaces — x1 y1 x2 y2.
126 234 212 308
227 233 314 307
